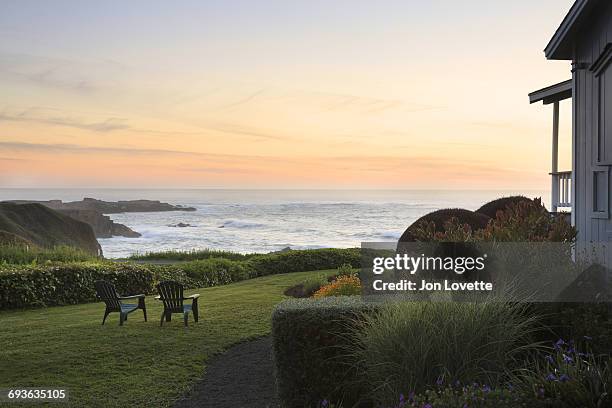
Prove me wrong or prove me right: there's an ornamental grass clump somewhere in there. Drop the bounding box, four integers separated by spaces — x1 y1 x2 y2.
350 300 542 406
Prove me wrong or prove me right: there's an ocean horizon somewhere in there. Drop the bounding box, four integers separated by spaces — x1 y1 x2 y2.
0 188 549 258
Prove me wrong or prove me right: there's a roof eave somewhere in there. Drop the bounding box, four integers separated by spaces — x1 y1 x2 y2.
529 79 573 105
544 0 591 60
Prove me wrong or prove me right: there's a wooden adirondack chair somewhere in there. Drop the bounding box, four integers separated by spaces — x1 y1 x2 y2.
94 280 147 326
155 281 200 327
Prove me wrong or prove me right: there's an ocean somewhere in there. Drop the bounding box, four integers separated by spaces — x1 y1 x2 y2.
0 189 548 258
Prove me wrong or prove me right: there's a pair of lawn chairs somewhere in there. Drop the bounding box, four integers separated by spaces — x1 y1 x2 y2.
94 280 199 327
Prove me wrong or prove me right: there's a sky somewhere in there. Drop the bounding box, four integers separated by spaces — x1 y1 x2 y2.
0 0 576 189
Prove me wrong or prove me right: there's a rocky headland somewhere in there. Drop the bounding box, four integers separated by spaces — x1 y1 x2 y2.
0 203 102 255
5 198 196 239
9 198 196 214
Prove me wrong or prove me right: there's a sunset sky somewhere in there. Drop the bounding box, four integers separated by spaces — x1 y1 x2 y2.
0 0 575 189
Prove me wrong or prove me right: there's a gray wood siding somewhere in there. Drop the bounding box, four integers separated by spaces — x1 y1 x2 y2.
573 2 612 253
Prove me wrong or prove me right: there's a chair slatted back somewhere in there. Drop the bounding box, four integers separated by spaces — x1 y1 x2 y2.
94 280 122 311
156 281 184 313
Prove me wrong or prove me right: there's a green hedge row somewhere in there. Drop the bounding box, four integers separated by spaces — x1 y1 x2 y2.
0 263 154 309
160 248 360 289
0 248 361 310
271 297 380 408
248 248 360 277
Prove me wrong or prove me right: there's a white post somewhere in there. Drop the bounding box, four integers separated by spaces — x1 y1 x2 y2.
551 101 560 212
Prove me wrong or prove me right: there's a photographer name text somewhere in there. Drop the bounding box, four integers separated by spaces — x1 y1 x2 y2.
372 279 493 292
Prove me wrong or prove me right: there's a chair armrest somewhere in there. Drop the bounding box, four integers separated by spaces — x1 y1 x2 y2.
119 294 145 300
184 294 200 300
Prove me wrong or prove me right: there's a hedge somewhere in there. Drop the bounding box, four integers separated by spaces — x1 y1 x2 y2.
271 297 380 408
248 248 360 277
0 248 362 310
162 248 361 287
0 262 154 309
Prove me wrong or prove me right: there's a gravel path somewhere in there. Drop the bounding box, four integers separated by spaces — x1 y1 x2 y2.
174 336 278 408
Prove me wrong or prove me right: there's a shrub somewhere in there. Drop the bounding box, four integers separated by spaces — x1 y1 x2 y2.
350 301 542 405
0 262 154 309
271 297 380 408
477 196 536 219
479 198 576 243
284 273 331 298
336 263 358 277
408 199 577 244
0 248 362 310
313 275 362 298
248 248 360 277
178 258 250 286
398 209 491 243
150 264 197 288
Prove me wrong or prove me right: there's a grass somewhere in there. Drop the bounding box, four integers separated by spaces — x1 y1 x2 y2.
128 248 256 261
351 301 543 404
0 269 337 408
0 244 96 265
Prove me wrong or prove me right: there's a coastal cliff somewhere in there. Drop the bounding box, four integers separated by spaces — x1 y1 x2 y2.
26 198 197 213
5 198 194 239
57 209 141 238
0 203 102 255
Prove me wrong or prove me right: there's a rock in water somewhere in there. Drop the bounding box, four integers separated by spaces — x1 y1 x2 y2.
168 222 193 228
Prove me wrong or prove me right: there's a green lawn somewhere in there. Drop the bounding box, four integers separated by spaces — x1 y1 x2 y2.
0 270 334 407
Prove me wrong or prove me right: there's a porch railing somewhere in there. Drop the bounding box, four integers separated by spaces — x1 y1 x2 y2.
551 171 572 211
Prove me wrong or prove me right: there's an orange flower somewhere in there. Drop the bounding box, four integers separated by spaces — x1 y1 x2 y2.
313 275 361 298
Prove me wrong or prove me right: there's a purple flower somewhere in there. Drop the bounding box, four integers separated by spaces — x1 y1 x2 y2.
422 404 433 408
321 400 329 408
482 385 491 393
554 339 565 350
559 374 570 382
545 355 554 363
436 376 443 386
563 354 573 364
546 373 557 381
408 391 415 403
537 387 545 398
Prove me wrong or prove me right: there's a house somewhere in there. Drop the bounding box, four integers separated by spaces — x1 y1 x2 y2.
530 0 612 252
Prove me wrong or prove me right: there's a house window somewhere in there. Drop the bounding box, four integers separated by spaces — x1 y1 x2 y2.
592 167 609 218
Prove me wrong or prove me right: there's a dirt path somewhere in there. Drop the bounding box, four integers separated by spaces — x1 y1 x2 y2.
173 336 278 408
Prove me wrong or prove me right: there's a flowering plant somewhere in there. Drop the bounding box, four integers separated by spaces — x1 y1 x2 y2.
313 275 361 298
523 338 611 407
